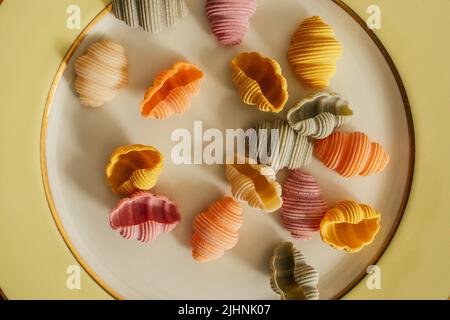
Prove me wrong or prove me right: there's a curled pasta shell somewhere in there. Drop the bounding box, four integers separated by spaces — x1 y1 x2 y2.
225 158 282 212
74 39 128 107
112 0 189 33
191 197 243 262
281 170 328 240
287 92 353 139
270 241 319 300
205 0 257 46
110 191 181 243
315 131 390 177
247 120 313 171
288 16 342 89
231 52 288 113
320 201 381 253
140 62 204 119
106 144 164 195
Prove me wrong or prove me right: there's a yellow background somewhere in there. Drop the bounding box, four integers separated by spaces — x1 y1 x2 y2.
0 0 448 299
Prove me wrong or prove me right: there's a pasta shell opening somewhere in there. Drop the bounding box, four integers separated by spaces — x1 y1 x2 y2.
233 162 281 211
140 62 204 119
110 192 181 243
106 145 164 195
231 52 288 113
320 201 381 253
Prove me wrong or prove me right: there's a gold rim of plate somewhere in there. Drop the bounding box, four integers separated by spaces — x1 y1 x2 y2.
35 1 415 301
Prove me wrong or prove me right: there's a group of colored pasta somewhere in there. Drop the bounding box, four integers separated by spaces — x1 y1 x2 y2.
73 0 391 300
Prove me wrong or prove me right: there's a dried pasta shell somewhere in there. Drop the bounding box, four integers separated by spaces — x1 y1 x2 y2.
287 92 353 139
270 241 319 300
315 131 390 177
281 170 328 240
231 52 288 113
106 144 163 195
74 39 128 107
320 201 381 253
140 62 204 119
288 16 342 89
110 191 181 243
225 158 282 212
205 0 257 46
247 120 313 171
191 197 243 262
112 0 189 33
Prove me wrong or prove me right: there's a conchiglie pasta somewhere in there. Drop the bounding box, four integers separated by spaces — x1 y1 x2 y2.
248 120 313 171
140 62 204 119
270 241 319 300
280 170 328 240
112 0 189 34
225 158 282 212
205 0 257 46
315 131 390 177
74 39 128 107
106 144 164 195
110 191 181 243
287 92 353 139
320 201 381 253
231 52 288 113
288 16 342 89
191 197 243 262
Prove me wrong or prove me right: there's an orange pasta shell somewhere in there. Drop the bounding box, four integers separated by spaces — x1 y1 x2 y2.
140 62 204 119
191 197 243 262
315 131 389 177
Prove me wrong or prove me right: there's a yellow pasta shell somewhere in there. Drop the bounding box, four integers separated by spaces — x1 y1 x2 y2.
320 201 381 253
288 16 342 89
225 158 282 212
106 144 164 195
231 52 288 113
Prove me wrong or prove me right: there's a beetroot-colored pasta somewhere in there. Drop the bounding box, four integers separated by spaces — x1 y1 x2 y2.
205 0 257 46
280 170 328 240
110 191 181 243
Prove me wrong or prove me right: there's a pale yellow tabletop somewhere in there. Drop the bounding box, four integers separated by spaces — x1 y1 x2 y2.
0 0 449 299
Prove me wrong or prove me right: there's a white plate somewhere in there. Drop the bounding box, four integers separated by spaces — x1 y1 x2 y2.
44 0 413 299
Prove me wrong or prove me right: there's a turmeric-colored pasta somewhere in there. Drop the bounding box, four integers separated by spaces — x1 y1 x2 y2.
320 201 381 253
288 16 342 89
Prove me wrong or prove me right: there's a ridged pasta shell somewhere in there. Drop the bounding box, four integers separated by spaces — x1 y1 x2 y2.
281 170 328 240
110 191 181 243
287 92 353 139
140 62 204 119
74 39 128 107
112 0 188 33
320 201 381 253
191 197 243 262
315 131 390 177
288 16 343 89
106 144 164 195
231 52 288 113
247 120 313 171
225 158 282 212
205 0 257 46
270 241 319 300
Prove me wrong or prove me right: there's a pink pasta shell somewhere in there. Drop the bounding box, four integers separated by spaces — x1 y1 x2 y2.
110 191 181 243
280 170 328 240
205 0 257 46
